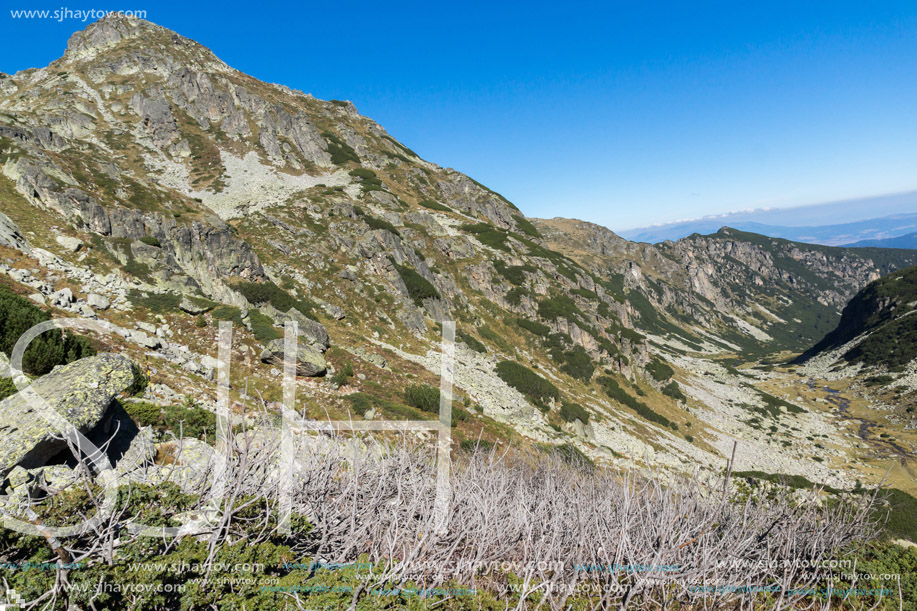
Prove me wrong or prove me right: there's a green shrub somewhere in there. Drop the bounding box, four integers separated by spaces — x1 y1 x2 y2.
330 362 354 387
571 288 596 300
685 435 694 443
460 223 511 251
544 332 570 353
460 438 494 453
0 377 16 401
662 381 687 402
322 131 359 165
560 401 590 424
607 320 646 343
493 260 535 286
731 470 843 494
404 384 440 413
0 285 96 376
515 318 551 337
248 310 281 342
451 406 469 427
553 443 594 469
211 305 244 326
537 296 584 322
122 255 153 281
559 346 595 382
123 400 162 428
348 168 384 192
512 214 541 238
495 360 560 408
756 389 805 414
126 366 148 397
879 488 917 542
864 374 894 387
646 359 674 382
418 199 451 212
393 263 440 305
234 281 317 319
345 392 373 416
456 330 486 353
662 380 686 402
479 325 511 352
353 206 400 235
598 376 674 430
124 399 217 441
597 301 612 318
139 236 161 247
128 290 182 314
505 287 527 306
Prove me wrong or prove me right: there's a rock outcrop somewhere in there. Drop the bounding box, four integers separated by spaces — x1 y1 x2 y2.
260 339 326 377
0 212 28 252
0 354 139 477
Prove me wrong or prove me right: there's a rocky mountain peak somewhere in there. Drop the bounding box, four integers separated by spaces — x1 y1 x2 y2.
61 14 229 73
64 14 153 60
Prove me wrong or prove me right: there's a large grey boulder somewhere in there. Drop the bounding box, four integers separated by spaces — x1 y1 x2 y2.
0 353 139 477
260 339 326 377
87 293 110 310
55 235 83 252
0 212 29 253
263 306 330 351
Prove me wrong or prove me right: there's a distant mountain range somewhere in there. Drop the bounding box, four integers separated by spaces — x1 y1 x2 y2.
844 231 917 249
620 195 917 246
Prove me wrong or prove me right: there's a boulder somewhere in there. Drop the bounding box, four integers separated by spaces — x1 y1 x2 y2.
55 235 84 252
179 296 210 315
0 353 139 477
130 330 161 350
114 426 156 475
0 352 9 377
49 287 74 307
270 307 330 351
347 346 388 370
0 212 29 252
260 339 326 377
87 293 110 310
317 300 346 320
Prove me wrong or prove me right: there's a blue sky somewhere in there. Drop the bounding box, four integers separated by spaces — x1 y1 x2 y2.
3 0 916 231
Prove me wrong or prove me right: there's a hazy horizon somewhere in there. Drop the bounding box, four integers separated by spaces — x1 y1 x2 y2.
616 189 917 235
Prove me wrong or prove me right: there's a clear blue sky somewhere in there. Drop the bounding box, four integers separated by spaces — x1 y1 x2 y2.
3 0 916 231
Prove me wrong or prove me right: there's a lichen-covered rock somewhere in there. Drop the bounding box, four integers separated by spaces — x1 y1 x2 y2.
0 353 139 477
260 339 326 377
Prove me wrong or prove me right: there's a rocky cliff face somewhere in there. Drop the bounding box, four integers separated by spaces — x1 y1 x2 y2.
536 221 917 354
797 264 917 369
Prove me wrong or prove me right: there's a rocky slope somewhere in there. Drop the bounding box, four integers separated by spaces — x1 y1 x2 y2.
1 15 915 490
536 220 917 355
797 264 917 371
